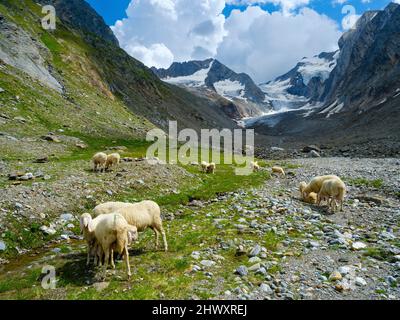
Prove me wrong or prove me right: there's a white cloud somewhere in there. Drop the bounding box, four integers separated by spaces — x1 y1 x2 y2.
111 0 227 69
112 0 341 82
217 6 341 82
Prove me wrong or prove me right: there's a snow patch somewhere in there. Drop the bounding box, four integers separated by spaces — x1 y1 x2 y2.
214 79 246 101
162 61 213 87
298 55 337 85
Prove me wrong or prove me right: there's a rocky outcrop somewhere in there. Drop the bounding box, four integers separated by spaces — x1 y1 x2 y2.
35 0 119 46
0 14 63 92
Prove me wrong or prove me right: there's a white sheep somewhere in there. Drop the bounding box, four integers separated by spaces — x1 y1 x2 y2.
206 162 216 174
92 152 107 172
251 161 260 172
272 166 285 176
93 200 168 252
299 182 317 204
200 161 209 173
318 178 347 212
80 212 101 266
88 213 137 279
301 175 341 199
105 153 121 171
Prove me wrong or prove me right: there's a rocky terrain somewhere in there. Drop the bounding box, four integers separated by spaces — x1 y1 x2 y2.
0 156 398 300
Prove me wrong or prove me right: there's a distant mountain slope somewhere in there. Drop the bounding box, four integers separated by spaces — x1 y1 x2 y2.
247 3 400 147
152 59 272 118
259 51 338 111
0 0 236 137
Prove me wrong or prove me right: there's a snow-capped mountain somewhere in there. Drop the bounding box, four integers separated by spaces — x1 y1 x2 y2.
246 3 400 146
260 51 339 111
151 59 272 118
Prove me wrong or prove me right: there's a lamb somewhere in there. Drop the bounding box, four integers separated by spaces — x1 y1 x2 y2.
318 178 347 212
272 166 285 176
93 200 168 252
105 153 121 171
80 212 101 266
206 162 216 174
88 213 136 279
299 182 317 204
200 161 209 173
92 152 107 172
251 161 260 172
301 175 341 199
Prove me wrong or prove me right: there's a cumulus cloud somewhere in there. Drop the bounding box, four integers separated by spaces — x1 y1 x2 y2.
111 0 226 69
112 0 341 82
217 6 341 82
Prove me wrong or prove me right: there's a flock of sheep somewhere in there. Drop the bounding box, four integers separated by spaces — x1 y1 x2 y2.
86 152 346 279
80 200 168 279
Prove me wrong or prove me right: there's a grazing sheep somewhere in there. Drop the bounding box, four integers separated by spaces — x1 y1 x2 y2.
318 178 347 212
206 162 216 174
251 161 260 172
93 200 168 252
105 153 121 171
272 166 285 176
80 213 108 266
301 175 341 199
299 181 315 203
200 161 209 173
92 152 107 172
88 213 135 279
299 182 317 204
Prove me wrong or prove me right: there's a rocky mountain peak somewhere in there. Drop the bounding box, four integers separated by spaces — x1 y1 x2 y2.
35 0 119 46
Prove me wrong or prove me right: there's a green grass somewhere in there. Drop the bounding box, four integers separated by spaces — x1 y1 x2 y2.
345 178 384 189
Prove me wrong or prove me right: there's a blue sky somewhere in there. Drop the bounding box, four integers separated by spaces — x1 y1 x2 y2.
87 0 393 27
85 0 397 82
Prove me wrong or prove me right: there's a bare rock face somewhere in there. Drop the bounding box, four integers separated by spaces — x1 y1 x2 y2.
0 15 63 92
35 0 119 46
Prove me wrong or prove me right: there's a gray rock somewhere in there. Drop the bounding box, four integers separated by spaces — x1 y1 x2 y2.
235 266 248 277
0 240 6 251
249 244 262 257
60 213 74 222
260 283 273 295
200 260 216 268
309 150 321 158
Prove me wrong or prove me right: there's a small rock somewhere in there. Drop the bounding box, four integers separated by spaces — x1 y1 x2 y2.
249 244 261 257
329 271 343 282
235 266 248 277
93 282 110 292
249 256 261 264
0 241 6 251
355 277 367 286
200 260 216 268
309 150 321 158
60 213 74 222
260 283 273 295
40 226 56 235
352 242 367 251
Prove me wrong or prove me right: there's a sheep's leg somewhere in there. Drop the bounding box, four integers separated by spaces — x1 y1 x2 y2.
103 248 110 280
160 227 168 252
111 248 115 269
86 246 91 266
124 245 131 280
152 228 160 250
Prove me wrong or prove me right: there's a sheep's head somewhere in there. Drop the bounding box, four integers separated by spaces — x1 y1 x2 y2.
299 182 307 194
80 213 92 233
127 225 138 244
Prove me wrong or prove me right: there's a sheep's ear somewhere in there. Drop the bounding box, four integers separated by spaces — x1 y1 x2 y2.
87 221 95 233
127 228 138 244
80 215 91 231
